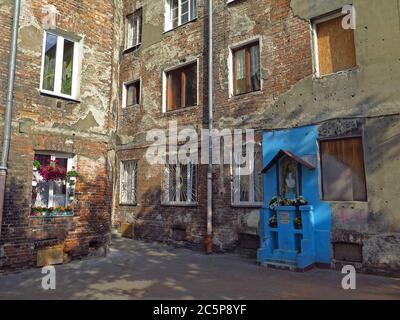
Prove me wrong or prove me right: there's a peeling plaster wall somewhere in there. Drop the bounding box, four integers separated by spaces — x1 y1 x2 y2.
113 0 209 250
0 0 115 272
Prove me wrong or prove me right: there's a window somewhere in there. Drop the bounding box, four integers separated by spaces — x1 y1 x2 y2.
165 62 197 111
232 143 263 205
313 13 357 77
163 163 197 204
126 9 142 49
165 0 197 31
320 137 367 201
32 153 76 209
232 41 260 96
40 31 80 99
120 161 138 205
123 80 141 108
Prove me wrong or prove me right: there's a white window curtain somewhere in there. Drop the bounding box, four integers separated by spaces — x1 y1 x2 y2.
166 0 197 31
120 161 138 204
163 163 197 204
232 144 263 204
236 49 246 80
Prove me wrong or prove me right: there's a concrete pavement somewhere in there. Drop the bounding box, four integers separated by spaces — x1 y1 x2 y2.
0 236 399 300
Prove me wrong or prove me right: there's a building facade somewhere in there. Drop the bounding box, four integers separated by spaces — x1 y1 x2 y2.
0 0 116 272
1 0 399 275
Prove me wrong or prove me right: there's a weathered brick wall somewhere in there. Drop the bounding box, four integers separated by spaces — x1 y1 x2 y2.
0 0 115 272
113 0 313 253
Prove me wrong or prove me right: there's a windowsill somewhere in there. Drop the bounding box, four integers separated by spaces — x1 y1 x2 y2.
163 18 198 35
123 44 142 55
161 202 198 207
229 89 262 100
314 66 359 80
40 90 80 103
321 200 368 204
30 211 74 218
162 104 200 115
122 103 141 112
119 203 138 207
231 203 264 208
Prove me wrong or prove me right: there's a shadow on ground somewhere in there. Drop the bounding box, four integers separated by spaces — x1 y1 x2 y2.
0 235 399 300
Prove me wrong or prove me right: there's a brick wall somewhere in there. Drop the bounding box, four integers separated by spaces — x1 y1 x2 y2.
0 0 114 272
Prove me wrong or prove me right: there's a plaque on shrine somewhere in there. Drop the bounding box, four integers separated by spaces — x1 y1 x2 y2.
280 212 290 224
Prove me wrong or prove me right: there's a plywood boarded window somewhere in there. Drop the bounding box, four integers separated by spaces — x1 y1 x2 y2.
320 137 367 201
166 62 197 111
314 14 356 77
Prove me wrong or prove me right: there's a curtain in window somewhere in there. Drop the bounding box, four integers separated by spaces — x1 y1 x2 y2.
43 33 57 91
235 49 246 94
61 39 74 95
190 0 197 20
120 161 137 204
250 44 261 91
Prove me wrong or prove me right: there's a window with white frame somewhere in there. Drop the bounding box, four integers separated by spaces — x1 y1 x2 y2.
165 0 197 31
231 143 263 205
120 160 138 205
123 79 141 108
163 162 197 204
231 40 261 96
40 31 81 100
164 61 198 112
126 9 142 49
32 153 76 209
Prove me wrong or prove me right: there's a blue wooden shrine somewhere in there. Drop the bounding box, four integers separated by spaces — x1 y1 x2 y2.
257 126 332 270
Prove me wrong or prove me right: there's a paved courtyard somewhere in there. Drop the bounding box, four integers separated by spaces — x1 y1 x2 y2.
0 236 399 300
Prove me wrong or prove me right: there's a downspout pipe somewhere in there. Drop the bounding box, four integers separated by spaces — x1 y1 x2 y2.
205 0 213 254
0 0 22 238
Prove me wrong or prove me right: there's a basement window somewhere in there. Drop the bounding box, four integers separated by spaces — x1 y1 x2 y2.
163 162 198 205
126 9 142 50
31 152 76 217
123 79 141 108
120 160 138 205
320 137 367 201
231 41 261 96
312 13 357 77
40 31 81 100
165 0 197 31
232 142 263 205
164 62 197 112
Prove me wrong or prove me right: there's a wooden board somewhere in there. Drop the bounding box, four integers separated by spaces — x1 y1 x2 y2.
121 223 133 239
317 15 356 76
37 244 64 267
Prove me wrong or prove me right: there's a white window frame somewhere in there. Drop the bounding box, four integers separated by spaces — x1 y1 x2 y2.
163 163 198 205
120 160 138 205
228 36 262 98
162 58 199 113
122 78 142 109
231 143 263 206
39 31 82 101
33 152 76 208
126 9 142 49
165 0 198 32
312 11 352 78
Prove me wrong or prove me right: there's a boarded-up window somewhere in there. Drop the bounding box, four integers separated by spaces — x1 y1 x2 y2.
232 42 260 95
314 15 356 77
166 63 197 111
320 137 367 201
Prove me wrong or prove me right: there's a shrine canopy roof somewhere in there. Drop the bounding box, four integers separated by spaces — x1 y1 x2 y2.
261 149 315 174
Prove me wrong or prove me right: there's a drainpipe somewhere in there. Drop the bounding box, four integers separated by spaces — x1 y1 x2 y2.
0 0 21 239
205 0 214 254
